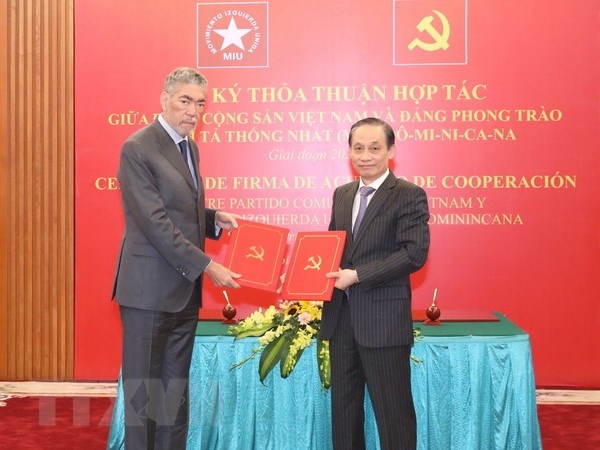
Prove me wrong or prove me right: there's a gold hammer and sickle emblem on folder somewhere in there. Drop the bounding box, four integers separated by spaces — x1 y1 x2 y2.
246 245 265 261
304 255 322 271
408 10 450 52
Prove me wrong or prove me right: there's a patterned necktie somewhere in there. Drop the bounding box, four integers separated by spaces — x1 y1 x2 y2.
178 140 197 187
353 186 375 237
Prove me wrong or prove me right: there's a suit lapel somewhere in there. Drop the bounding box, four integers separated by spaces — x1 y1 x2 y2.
188 140 205 221
339 182 358 238
153 121 197 191
352 173 396 244
188 140 200 183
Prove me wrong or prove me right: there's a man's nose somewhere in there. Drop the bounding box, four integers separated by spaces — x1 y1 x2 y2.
186 103 199 115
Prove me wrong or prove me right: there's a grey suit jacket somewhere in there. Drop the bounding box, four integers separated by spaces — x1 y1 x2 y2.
320 172 430 347
112 120 219 312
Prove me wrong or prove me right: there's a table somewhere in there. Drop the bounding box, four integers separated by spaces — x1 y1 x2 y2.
107 313 542 449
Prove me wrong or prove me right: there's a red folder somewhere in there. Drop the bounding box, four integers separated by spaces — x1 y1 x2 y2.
281 231 347 301
224 219 289 292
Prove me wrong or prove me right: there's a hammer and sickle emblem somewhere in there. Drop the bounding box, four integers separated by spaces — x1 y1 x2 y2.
304 255 322 271
408 10 450 52
246 245 265 261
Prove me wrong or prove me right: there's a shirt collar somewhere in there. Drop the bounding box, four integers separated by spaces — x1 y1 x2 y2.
359 169 389 192
158 114 187 145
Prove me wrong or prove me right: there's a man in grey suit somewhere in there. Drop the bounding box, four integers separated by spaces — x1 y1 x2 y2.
112 67 242 449
322 117 430 450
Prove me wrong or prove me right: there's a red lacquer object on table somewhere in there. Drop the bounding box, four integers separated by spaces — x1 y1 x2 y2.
423 288 441 326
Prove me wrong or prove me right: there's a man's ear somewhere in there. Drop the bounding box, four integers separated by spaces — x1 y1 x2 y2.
388 144 396 159
159 91 168 110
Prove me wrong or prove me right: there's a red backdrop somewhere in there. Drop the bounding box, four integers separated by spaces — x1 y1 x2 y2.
74 0 599 387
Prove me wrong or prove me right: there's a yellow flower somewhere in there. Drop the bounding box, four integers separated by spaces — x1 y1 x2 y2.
229 300 330 390
229 300 421 390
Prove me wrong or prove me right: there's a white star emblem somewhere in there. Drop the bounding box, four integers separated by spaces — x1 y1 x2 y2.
214 18 252 51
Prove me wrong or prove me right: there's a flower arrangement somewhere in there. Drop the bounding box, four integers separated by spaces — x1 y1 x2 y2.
228 300 331 389
229 300 423 390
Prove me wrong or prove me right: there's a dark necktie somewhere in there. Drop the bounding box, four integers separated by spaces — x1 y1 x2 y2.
178 140 197 187
178 139 189 163
353 186 375 237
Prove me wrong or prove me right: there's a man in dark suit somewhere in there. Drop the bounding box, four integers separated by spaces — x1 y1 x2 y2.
322 117 430 449
112 67 242 449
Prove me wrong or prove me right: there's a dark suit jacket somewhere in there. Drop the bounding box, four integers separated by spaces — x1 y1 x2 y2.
112 119 219 312
320 172 430 347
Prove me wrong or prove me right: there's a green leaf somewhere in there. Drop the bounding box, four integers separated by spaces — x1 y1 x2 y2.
232 323 274 340
316 338 331 390
281 347 304 378
258 335 291 383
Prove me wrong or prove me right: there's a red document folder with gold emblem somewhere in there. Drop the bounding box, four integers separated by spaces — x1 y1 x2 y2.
224 219 289 292
281 231 347 301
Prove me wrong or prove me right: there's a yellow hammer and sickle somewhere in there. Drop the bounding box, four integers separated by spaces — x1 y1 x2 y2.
246 245 265 261
408 10 450 52
304 255 322 271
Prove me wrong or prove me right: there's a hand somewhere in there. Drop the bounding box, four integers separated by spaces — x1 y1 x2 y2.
205 261 242 289
215 211 240 231
276 272 286 294
326 268 358 290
